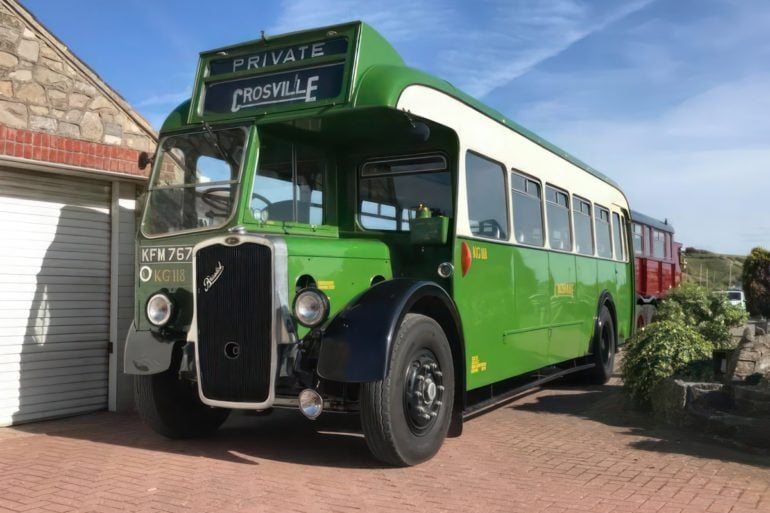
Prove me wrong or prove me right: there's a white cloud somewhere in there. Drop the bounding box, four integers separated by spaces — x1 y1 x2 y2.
661 73 770 144
435 0 653 97
534 73 770 255
270 0 651 98
270 0 455 42
495 1 770 255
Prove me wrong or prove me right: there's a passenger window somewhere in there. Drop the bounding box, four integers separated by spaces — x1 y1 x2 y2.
595 206 612 258
511 171 543 246
644 226 652 256
612 212 624 261
358 155 451 231
621 215 628 260
545 185 571 251
466 152 508 240
652 229 665 259
632 223 643 255
573 196 594 255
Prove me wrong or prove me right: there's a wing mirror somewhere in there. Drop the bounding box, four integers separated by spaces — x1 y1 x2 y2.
138 151 154 170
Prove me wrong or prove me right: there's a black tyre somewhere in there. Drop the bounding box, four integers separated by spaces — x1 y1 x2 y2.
135 369 230 439
586 305 616 384
360 313 455 466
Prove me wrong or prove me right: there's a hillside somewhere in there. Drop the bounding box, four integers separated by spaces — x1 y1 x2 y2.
682 248 746 291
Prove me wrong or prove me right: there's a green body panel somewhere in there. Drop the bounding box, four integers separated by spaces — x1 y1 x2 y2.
134 232 392 335
135 231 218 333
575 256 599 352
548 251 583 362
453 239 547 388
614 260 633 342
285 237 392 339
454 236 632 391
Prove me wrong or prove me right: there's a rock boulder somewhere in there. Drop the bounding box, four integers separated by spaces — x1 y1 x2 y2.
725 325 770 383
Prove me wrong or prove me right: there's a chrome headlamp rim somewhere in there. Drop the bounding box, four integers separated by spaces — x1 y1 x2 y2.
293 287 329 328
146 292 173 327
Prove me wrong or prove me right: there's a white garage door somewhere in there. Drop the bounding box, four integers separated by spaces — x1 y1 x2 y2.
0 167 111 425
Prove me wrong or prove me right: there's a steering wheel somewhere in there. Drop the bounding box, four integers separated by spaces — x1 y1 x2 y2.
200 187 233 212
250 192 272 209
478 219 504 239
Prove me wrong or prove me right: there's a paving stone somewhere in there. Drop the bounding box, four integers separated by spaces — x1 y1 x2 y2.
1 382 769 513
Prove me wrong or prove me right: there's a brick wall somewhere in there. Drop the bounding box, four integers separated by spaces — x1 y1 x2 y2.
0 126 145 176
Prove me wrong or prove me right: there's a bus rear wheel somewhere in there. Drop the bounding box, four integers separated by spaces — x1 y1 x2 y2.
360 313 455 466
135 370 230 439
586 305 616 384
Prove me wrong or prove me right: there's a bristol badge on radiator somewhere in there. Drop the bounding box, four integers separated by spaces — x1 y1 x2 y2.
203 261 224 292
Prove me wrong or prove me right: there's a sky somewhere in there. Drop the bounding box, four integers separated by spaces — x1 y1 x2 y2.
21 0 770 255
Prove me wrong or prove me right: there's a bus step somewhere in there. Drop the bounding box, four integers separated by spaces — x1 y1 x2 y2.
463 363 595 419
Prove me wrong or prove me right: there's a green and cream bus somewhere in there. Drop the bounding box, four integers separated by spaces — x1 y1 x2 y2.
125 22 633 466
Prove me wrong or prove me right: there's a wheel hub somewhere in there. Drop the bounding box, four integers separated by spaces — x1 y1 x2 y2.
425 380 437 402
404 351 445 434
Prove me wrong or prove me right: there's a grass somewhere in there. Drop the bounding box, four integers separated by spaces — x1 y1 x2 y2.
683 248 746 291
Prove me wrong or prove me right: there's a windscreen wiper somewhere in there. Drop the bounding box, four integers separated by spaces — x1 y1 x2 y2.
203 122 238 168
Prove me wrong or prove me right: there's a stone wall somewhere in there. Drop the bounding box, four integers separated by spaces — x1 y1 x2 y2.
0 1 154 156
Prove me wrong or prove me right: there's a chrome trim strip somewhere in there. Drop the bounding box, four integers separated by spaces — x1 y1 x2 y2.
269 237 299 345
191 234 290 410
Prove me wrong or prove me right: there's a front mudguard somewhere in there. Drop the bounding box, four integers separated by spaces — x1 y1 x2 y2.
316 279 461 383
123 322 177 375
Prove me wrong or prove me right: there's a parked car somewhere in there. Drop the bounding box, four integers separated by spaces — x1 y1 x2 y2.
716 289 746 309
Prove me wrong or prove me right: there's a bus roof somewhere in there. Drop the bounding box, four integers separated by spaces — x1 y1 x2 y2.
163 21 621 191
630 210 675 233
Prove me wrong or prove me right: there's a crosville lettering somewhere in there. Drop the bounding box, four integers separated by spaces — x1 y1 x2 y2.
231 75 319 112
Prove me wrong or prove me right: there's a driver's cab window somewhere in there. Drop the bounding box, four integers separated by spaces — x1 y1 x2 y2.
197 156 232 183
466 151 509 241
358 154 452 231
142 127 245 237
252 135 325 224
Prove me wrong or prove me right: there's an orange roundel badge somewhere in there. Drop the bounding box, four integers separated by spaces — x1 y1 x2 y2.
461 241 472 277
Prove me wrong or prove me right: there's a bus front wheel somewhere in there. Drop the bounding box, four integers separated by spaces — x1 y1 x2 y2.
135 370 230 439
360 313 455 466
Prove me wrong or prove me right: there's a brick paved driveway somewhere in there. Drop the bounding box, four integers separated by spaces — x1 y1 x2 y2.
1 380 769 513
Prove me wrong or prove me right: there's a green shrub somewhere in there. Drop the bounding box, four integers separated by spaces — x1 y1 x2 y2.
742 247 770 317
622 321 711 408
655 282 746 349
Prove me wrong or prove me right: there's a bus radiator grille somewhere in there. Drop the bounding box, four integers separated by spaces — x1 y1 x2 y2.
196 243 272 403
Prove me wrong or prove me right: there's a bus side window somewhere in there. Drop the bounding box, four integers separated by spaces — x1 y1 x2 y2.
511 171 544 246
595 206 612 258
612 212 624 261
545 185 571 251
621 214 628 260
652 229 665 258
358 154 451 232
632 222 643 255
573 196 593 255
466 152 509 240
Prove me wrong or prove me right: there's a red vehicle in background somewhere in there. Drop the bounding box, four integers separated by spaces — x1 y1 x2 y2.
631 210 683 328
